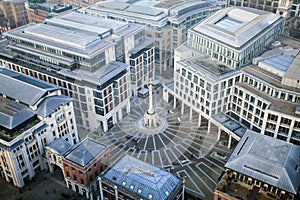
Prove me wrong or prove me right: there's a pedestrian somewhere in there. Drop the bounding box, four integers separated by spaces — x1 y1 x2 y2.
45 190 48 194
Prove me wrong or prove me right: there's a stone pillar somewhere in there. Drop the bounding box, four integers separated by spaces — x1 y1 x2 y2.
98 177 104 200
198 114 202 127
118 110 122 121
207 120 211 134
112 112 117 124
181 102 184 115
148 82 154 114
127 100 131 113
103 120 108 132
228 134 232 149
173 97 177 109
217 128 221 141
189 108 193 121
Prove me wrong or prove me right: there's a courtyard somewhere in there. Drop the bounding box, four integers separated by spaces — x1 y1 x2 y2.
84 86 237 200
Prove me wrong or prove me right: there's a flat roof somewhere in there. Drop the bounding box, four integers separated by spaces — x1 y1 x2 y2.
236 82 300 117
3 23 113 59
212 113 247 138
244 64 300 92
259 54 294 73
192 7 283 49
284 53 300 82
87 1 168 27
225 130 300 194
99 1 163 16
58 61 129 86
102 154 181 200
64 137 106 167
177 52 238 83
45 12 131 37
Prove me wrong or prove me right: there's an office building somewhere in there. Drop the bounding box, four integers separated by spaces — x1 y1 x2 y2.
187 7 285 69
214 130 300 200
45 137 110 198
81 0 226 75
0 69 79 188
228 0 300 18
164 7 299 148
0 0 28 29
98 155 183 200
0 11 155 131
26 2 74 23
210 36 300 146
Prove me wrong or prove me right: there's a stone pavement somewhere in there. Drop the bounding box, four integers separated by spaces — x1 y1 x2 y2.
81 87 237 200
0 168 86 200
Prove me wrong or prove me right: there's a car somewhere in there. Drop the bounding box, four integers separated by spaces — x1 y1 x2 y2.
133 135 140 141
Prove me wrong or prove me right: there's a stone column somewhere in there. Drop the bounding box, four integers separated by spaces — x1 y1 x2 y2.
148 82 155 114
189 108 193 121
173 97 177 109
207 120 211 134
217 128 221 141
228 134 232 149
97 177 104 200
198 114 202 127
103 120 108 132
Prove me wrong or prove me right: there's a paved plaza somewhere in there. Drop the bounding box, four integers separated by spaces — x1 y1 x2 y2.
0 167 86 200
86 86 236 200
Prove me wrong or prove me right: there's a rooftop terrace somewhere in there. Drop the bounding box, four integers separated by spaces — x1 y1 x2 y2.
0 97 40 142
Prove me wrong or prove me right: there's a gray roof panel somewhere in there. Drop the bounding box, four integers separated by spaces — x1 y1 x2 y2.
65 138 106 167
37 95 73 117
0 101 36 129
102 155 181 200
0 69 60 106
225 130 300 194
47 138 72 156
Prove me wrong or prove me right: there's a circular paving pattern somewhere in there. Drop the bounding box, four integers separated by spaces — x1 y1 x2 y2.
89 87 236 199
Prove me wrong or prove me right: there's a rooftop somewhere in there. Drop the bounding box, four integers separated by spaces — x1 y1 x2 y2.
225 130 300 194
236 82 300 117
102 154 181 200
36 95 72 118
191 7 283 49
212 113 247 139
64 137 106 167
46 138 72 156
0 69 60 106
45 12 133 38
3 22 113 58
58 61 129 86
177 52 238 83
259 54 294 73
242 64 300 93
0 69 70 142
0 97 35 128
87 1 168 27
